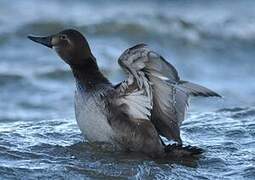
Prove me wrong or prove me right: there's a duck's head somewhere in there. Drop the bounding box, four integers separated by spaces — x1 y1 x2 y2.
28 29 91 66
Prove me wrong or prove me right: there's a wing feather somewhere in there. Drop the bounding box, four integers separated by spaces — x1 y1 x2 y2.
115 44 220 144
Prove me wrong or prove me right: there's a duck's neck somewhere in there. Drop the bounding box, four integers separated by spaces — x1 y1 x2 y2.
70 56 111 91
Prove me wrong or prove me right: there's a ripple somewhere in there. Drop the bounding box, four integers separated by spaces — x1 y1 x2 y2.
0 0 255 178
217 107 248 112
231 108 255 119
225 128 247 138
243 166 255 178
0 108 254 179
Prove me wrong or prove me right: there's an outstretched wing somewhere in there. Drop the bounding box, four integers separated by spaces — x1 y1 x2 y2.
113 44 153 121
115 44 220 144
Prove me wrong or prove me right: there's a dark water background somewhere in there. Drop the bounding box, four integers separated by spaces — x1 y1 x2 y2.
0 0 254 179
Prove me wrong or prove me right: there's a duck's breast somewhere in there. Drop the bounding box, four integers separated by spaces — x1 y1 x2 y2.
74 89 114 142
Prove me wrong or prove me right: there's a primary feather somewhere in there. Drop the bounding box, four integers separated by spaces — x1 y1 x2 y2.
115 44 220 144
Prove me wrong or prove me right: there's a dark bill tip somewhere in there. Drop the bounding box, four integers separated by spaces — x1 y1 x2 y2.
27 35 53 48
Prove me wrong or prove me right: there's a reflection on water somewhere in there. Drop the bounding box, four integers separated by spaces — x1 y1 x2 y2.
0 0 254 179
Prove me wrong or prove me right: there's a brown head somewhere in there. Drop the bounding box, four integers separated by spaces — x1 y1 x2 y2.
28 29 92 66
28 29 110 88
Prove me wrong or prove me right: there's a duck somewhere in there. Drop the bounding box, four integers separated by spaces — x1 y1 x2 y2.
28 29 221 158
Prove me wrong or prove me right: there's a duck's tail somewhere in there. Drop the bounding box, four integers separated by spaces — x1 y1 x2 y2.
164 144 204 158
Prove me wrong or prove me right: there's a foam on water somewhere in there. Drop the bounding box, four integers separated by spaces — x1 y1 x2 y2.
0 108 254 179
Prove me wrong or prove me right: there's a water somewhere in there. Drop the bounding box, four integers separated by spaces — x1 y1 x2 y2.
0 0 254 179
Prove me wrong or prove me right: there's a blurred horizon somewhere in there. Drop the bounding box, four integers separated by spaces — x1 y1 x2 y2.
1 1 254 117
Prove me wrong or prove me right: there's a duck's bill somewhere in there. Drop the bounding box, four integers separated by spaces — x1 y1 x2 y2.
27 35 53 48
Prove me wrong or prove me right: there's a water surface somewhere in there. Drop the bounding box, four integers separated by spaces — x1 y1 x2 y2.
0 0 254 179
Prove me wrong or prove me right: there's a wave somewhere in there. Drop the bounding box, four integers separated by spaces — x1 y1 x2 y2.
217 107 255 118
0 73 24 85
0 67 72 85
0 0 255 50
11 18 255 45
35 68 72 80
0 107 254 178
0 15 254 50
34 67 114 80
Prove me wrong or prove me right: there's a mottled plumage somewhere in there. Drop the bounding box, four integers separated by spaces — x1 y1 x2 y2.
116 44 221 144
28 29 220 158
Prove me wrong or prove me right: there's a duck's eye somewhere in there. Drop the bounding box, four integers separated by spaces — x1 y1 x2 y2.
59 35 67 40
